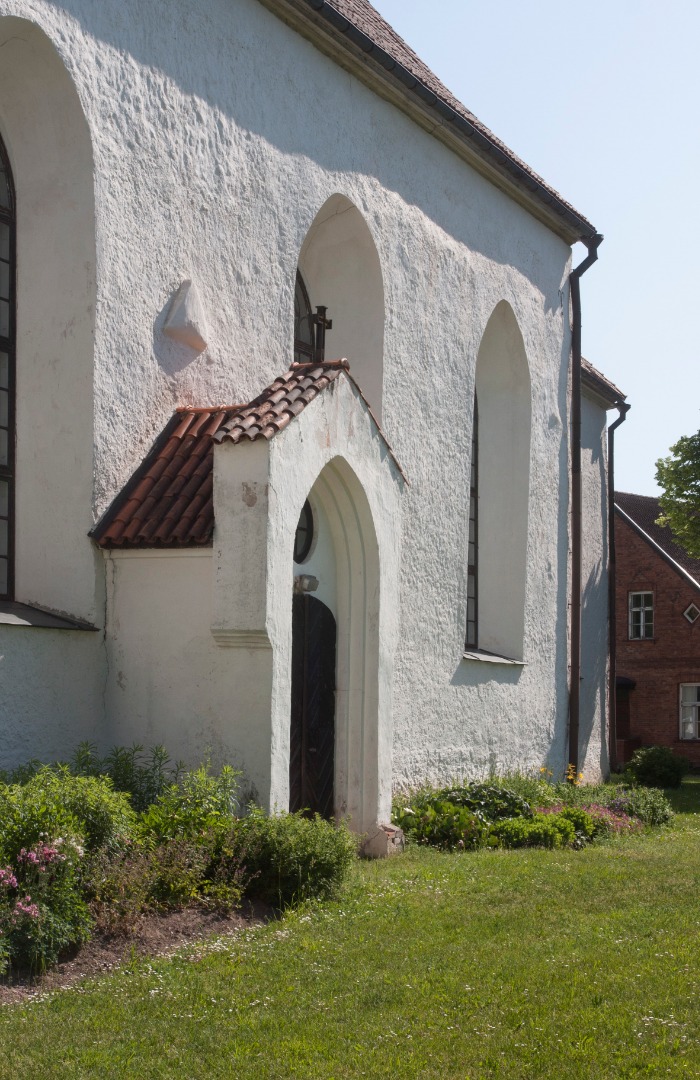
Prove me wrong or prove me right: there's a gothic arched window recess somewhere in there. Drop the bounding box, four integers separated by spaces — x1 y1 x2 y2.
294 271 314 364
0 135 15 601
465 397 478 649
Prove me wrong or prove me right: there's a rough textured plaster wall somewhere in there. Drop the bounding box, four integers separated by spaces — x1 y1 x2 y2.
579 393 610 780
266 378 403 828
0 628 103 769
0 0 596 784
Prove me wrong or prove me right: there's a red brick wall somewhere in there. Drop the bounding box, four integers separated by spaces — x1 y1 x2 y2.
615 514 700 763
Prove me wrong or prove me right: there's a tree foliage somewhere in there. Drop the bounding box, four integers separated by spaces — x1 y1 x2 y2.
655 430 700 558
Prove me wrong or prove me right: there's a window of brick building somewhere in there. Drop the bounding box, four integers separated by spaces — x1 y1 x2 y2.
680 685 700 740
628 591 653 640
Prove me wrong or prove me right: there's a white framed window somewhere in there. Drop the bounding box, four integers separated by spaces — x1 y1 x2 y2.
629 591 653 639
680 684 700 740
684 603 700 625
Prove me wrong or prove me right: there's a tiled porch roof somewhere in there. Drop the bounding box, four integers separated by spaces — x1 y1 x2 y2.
91 360 397 549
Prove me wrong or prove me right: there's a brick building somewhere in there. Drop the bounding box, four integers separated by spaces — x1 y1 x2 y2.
614 492 700 765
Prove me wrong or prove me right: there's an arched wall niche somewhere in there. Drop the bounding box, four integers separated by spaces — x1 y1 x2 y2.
473 300 532 661
297 194 385 419
0 17 97 619
299 455 381 833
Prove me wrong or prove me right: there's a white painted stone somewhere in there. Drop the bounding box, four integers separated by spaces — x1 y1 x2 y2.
362 824 405 859
162 280 208 353
0 0 614 799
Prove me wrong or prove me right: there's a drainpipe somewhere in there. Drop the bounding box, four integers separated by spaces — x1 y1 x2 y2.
568 234 603 774
607 399 631 772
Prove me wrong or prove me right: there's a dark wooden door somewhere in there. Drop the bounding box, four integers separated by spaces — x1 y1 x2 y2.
289 594 336 818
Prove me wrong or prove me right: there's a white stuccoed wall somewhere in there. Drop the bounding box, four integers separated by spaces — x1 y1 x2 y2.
106 377 402 826
0 0 608 784
579 390 612 780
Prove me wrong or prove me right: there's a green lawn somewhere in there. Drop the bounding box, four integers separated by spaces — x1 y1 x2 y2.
2 784 700 1079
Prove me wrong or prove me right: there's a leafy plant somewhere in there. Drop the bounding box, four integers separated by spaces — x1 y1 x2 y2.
71 742 180 812
1 839 92 972
138 765 240 843
394 799 489 850
489 813 576 849
393 782 533 849
608 786 673 826
233 810 357 907
655 429 700 557
548 805 596 842
438 784 533 821
146 838 214 910
0 768 136 861
85 843 157 934
625 746 689 789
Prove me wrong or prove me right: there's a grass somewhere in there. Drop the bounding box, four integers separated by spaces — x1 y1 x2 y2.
2 783 700 1078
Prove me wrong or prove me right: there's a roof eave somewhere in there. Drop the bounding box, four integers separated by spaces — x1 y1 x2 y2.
259 0 598 245
581 373 626 410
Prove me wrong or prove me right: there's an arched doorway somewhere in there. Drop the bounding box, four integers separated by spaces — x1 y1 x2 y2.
284 456 381 830
289 593 337 817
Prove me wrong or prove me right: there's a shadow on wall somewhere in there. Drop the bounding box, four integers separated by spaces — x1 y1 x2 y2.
580 560 608 774
0 16 99 623
297 194 385 418
56 0 568 310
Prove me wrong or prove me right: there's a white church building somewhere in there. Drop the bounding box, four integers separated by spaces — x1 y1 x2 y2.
0 0 626 834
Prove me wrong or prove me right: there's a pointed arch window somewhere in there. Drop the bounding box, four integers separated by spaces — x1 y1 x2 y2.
0 135 14 600
294 271 314 364
465 397 478 648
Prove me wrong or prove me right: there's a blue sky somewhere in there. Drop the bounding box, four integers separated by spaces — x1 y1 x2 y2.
371 0 700 496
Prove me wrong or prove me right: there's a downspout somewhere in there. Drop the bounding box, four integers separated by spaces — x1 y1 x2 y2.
607 400 630 772
568 234 603 774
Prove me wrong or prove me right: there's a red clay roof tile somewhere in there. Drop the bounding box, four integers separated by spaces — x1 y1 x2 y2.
91 360 402 549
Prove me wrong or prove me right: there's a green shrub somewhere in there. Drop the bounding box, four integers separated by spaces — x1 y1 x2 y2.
489 813 576 849
394 799 489 850
608 787 674 826
0 784 78 866
138 765 240 843
438 784 532 821
0 768 136 860
393 782 533 851
625 746 689 789
552 806 596 842
85 843 157 934
487 773 559 808
147 837 214 909
232 810 357 908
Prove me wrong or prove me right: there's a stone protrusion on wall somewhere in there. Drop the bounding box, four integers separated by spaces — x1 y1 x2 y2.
211 439 271 649
162 279 208 353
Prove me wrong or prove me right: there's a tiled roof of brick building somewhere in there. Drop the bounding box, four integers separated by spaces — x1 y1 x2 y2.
91 361 399 548
615 492 700 587
281 0 597 241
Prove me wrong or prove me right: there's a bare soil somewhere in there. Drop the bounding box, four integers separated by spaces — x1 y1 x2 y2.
0 902 273 1005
